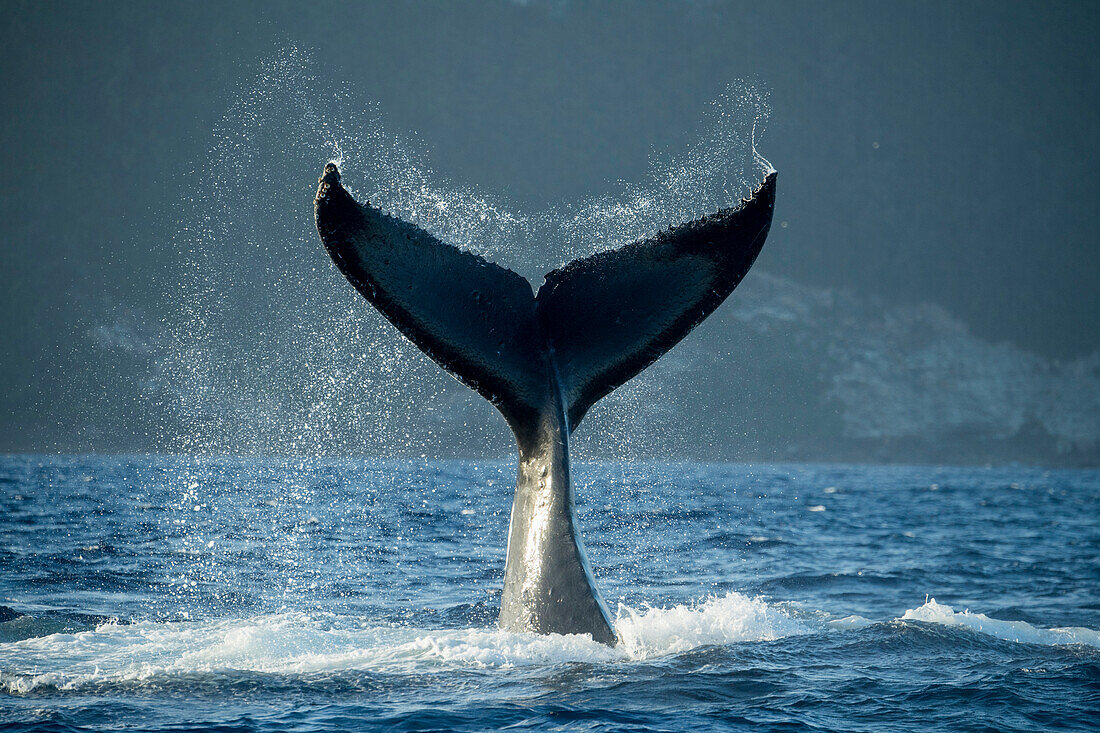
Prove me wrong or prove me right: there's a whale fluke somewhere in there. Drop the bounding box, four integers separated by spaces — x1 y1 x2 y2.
314 162 775 644
314 163 546 437
539 175 775 428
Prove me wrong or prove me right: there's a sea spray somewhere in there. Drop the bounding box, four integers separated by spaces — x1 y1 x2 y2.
158 46 771 461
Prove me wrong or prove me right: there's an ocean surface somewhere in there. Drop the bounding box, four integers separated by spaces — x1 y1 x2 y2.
0 455 1096 732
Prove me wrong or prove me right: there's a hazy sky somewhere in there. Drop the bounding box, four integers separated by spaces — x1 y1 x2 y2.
1 1 1097 453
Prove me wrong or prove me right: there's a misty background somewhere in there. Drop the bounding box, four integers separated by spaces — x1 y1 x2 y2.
1 1 1097 465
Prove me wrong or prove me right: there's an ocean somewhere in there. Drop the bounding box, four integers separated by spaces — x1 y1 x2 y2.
1 455 1096 731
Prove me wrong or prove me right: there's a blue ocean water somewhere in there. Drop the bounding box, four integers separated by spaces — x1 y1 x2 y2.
0 455 1096 732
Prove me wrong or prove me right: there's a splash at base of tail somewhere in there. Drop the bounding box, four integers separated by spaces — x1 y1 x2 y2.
314 163 775 645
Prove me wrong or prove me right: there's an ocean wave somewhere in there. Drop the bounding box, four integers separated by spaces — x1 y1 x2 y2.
900 598 1100 648
615 592 810 658
3 594 1096 694
0 593 805 693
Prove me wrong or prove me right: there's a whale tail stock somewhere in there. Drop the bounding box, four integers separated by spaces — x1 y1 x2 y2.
314 162 775 644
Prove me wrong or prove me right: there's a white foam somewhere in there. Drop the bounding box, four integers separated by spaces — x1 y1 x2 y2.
0 592 805 692
5 595 1094 693
616 592 810 658
901 598 1100 648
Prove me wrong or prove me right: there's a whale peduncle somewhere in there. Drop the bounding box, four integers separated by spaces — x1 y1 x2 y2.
498 363 616 644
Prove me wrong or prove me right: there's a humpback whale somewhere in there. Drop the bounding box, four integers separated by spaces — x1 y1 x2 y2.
314 162 775 645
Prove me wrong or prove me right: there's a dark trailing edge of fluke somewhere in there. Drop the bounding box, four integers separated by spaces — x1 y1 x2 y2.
314 162 775 645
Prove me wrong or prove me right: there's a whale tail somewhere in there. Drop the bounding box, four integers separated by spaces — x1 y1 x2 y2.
314 162 775 643
314 163 775 436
